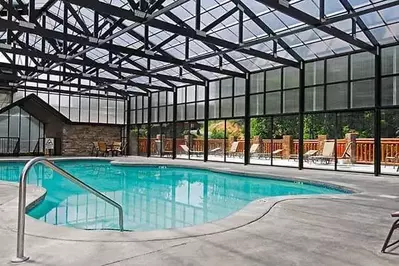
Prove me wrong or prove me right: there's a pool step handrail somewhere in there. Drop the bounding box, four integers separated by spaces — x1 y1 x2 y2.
12 157 124 263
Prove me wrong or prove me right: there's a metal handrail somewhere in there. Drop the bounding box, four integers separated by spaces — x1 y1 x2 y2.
12 157 124 263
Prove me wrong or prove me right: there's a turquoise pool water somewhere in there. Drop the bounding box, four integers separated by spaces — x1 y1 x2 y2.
0 160 346 231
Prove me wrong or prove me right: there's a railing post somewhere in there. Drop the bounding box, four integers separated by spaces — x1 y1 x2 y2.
11 159 30 263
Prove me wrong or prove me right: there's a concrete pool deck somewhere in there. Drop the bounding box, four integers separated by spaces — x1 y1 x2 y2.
0 156 399 265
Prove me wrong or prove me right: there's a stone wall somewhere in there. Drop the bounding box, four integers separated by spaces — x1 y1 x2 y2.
62 124 122 156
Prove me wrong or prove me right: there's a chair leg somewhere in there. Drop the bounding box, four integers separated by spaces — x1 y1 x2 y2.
382 219 399 253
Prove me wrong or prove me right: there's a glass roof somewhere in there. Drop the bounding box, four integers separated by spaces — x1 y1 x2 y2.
0 0 399 94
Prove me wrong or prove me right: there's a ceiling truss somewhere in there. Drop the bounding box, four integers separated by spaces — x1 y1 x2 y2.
0 0 397 97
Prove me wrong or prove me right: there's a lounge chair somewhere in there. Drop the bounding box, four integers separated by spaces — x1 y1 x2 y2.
233 143 261 158
226 141 239 157
381 211 399 253
180 144 203 157
209 147 223 156
311 141 355 165
384 150 399 171
257 149 284 160
310 142 335 164
289 150 318 162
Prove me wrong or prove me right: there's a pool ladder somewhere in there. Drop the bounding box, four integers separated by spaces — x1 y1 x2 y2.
12 157 124 263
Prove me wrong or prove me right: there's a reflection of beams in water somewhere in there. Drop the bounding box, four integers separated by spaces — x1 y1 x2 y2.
21 165 332 231
39 186 235 230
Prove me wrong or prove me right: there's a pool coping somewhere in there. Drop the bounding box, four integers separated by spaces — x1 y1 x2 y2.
0 157 359 243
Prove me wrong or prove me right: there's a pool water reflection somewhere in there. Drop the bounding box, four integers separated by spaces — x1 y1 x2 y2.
0 160 345 231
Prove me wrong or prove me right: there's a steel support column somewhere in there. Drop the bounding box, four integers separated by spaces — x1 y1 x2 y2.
147 95 152 158
204 80 209 162
298 61 305 170
172 87 177 159
374 46 382 176
126 96 131 156
244 73 250 165
195 0 200 30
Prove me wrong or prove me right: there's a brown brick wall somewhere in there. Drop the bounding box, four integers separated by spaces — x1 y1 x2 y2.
62 124 122 156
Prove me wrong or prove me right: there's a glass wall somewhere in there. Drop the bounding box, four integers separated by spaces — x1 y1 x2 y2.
225 119 245 163
208 120 225 162
125 44 399 175
381 109 399 174
249 117 272 165
15 87 125 125
303 113 335 171
0 106 44 155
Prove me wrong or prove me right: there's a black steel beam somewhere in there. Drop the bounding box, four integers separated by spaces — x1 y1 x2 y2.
150 6 248 73
150 0 399 71
176 6 249 73
244 73 250 165
0 17 238 78
45 12 86 39
148 0 166 14
254 0 376 53
0 62 144 88
126 0 139 10
338 0 378 46
64 2 91 36
195 0 201 30
319 0 325 20
0 45 175 91
1 18 209 84
374 46 381 176
0 0 62 55
298 61 304 170
102 15 207 82
232 0 301 61
64 0 299 67
161 4 295 69
3 83 127 99
10 77 142 97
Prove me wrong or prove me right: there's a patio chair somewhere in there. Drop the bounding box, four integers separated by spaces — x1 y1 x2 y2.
257 149 284 160
209 147 223 156
180 144 203 157
310 142 335 164
110 141 123 156
234 143 261 158
381 211 399 253
289 150 318 162
226 141 239 157
97 141 111 157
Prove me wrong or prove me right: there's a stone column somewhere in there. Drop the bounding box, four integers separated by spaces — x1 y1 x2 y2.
282 135 293 159
345 132 357 163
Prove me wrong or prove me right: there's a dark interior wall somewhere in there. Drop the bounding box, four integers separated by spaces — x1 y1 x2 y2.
62 124 122 156
45 122 64 155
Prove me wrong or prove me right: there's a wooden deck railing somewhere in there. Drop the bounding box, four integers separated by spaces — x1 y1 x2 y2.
135 137 399 165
